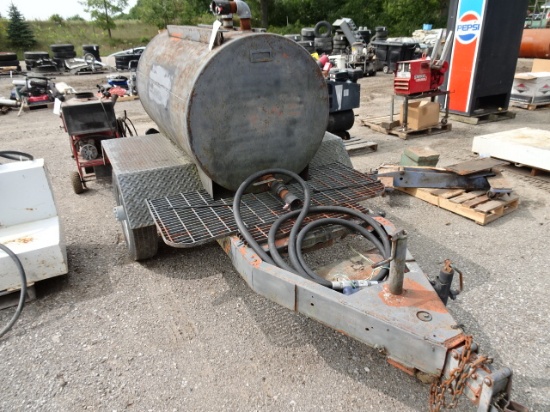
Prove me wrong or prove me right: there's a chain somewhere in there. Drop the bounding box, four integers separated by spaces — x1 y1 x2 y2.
429 335 491 411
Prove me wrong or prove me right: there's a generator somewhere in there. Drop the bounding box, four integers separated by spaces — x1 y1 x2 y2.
101 4 526 410
394 31 453 95
394 58 449 95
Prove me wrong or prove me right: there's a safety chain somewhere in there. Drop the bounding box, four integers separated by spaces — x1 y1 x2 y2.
429 335 491 411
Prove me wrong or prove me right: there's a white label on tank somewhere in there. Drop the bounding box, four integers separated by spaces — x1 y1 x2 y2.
344 89 349 97
335 84 343 110
149 64 172 108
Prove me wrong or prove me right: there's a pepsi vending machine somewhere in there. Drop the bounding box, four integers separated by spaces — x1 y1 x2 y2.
444 0 528 116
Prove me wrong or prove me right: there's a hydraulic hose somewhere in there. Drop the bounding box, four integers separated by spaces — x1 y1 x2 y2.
233 169 392 289
233 168 311 266
0 243 27 338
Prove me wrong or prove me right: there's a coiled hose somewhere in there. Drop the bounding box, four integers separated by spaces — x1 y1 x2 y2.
0 151 33 162
232 169 391 288
0 244 27 338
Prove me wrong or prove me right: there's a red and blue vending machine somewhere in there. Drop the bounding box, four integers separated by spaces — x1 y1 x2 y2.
444 0 528 116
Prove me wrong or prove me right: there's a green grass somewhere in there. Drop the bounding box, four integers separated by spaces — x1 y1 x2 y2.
0 20 159 58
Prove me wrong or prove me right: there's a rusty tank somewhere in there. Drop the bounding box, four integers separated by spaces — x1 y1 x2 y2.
136 25 329 192
519 28 550 58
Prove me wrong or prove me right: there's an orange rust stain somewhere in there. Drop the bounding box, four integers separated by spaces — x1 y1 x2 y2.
220 239 231 254
5 236 33 244
444 333 466 349
387 358 416 376
239 245 262 268
378 278 447 313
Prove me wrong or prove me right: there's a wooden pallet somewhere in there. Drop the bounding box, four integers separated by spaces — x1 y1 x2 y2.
102 95 139 102
361 117 452 140
397 187 519 225
0 284 36 310
117 95 139 102
343 137 378 155
448 110 515 125
510 101 550 111
0 66 18 75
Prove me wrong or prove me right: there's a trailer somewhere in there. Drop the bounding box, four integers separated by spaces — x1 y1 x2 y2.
102 8 527 411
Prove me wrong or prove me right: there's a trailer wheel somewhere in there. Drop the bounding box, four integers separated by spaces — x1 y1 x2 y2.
114 182 158 261
382 65 391 74
71 171 85 194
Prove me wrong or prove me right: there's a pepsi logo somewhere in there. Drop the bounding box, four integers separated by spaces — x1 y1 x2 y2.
456 12 481 44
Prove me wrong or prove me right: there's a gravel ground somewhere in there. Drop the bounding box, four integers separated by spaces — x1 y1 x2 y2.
0 58 549 412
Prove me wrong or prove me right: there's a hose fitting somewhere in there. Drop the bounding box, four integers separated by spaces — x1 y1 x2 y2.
211 0 252 30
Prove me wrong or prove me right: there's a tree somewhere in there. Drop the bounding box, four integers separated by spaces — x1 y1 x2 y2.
49 14 65 25
80 0 128 38
7 3 36 50
133 0 185 28
133 0 209 28
67 15 86 21
384 0 444 36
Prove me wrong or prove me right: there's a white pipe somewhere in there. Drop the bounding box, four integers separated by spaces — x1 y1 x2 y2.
235 0 251 19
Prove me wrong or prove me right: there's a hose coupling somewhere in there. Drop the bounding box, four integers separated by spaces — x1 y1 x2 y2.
269 179 302 211
331 279 379 290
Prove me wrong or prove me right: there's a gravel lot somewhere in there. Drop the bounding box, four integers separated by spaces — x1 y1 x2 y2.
0 58 549 412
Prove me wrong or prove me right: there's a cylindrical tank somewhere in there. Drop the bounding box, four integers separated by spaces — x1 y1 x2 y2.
136 26 329 191
519 29 550 58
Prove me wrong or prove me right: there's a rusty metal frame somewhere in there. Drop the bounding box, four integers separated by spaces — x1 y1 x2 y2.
217 232 524 411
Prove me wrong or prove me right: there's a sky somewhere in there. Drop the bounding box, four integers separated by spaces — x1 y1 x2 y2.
1 0 137 21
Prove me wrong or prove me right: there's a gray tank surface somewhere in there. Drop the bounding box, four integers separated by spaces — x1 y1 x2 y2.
136 25 329 191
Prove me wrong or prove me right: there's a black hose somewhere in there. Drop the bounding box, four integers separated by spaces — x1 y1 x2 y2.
233 168 309 265
0 151 34 162
233 169 391 289
0 243 27 338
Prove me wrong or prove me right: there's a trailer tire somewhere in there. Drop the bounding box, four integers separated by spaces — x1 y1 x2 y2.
383 65 391 74
71 171 85 194
125 226 159 261
50 44 74 53
0 52 17 61
301 27 315 38
114 182 158 260
314 21 332 38
24 51 49 60
0 59 20 67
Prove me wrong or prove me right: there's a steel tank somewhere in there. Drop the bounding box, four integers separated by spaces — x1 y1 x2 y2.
519 29 550 58
136 25 329 191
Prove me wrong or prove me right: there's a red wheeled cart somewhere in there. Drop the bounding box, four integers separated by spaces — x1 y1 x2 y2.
60 98 122 194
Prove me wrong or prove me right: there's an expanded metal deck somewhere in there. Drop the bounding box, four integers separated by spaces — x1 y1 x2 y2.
146 163 384 248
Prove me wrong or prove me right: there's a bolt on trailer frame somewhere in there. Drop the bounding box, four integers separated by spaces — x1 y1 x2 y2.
103 134 527 412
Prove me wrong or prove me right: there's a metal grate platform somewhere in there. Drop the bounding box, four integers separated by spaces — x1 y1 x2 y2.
146 163 384 248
